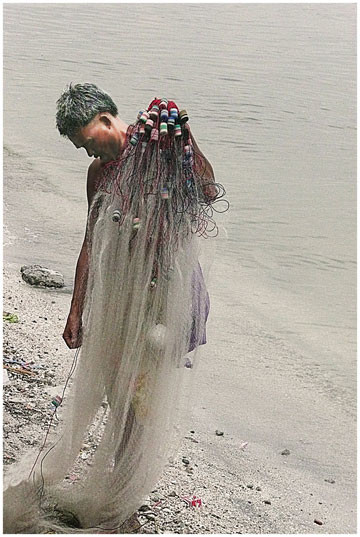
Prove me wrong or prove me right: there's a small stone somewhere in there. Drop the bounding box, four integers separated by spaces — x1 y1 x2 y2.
145 513 155 521
264 500 271 505
247 484 254 489
182 457 190 465
190 430 195 434
215 430 224 436
324 478 335 484
256 486 262 491
314 519 323 525
185 436 199 443
281 449 291 456
138 505 150 512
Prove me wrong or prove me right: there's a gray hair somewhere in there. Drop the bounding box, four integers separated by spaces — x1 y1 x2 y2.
56 83 118 137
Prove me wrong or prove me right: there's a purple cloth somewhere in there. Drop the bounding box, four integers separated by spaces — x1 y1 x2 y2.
188 263 210 352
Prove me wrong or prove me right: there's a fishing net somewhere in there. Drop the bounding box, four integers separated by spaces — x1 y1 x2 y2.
3 98 228 533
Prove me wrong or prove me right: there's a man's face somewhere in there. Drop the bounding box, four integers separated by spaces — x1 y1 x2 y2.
69 114 120 163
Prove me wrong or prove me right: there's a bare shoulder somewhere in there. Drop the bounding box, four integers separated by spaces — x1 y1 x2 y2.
86 159 103 208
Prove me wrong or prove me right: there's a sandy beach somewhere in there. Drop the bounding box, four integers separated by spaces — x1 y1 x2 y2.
3 262 356 534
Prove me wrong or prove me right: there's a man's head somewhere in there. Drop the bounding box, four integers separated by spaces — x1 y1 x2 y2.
56 83 118 137
56 83 124 163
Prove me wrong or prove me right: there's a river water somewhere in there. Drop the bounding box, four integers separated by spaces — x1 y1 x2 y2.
4 4 356 405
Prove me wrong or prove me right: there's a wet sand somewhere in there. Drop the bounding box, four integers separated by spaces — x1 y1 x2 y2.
3 263 356 534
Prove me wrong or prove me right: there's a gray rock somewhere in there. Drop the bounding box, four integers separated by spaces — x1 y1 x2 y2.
145 513 156 521
138 505 151 512
281 449 291 456
20 265 64 288
215 430 224 436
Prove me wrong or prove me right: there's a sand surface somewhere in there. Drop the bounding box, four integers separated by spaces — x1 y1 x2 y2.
3 262 356 534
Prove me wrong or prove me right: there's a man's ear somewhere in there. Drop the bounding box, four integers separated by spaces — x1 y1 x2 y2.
99 114 112 128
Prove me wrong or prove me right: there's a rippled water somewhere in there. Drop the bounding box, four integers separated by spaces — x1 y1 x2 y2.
4 4 356 397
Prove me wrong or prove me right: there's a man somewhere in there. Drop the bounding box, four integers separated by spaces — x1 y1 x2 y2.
56 83 129 349
56 83 216 352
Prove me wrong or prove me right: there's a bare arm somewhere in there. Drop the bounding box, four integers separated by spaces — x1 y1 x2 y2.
63 160 101 348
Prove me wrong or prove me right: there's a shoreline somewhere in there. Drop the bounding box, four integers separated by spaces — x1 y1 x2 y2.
3 262 356 534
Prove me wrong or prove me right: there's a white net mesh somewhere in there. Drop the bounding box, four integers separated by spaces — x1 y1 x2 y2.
3 101 227 533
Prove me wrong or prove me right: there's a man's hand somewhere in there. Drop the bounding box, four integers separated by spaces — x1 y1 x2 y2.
63 312 83 349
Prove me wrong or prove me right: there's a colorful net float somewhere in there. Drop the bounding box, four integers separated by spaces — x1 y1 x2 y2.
149 106 159 121
51 395 62 409
145 118 154 133
150 128 159 142
184 144 193 158
130 133 139 146
132 217 141 230
139 111 149 124
167 117 175 131
160 122 168 136
160 109 169 122
169 107 178 120
160 187 169 199
112 209 122 223
174 124 182 137
159 98 168 110
179 110 189 124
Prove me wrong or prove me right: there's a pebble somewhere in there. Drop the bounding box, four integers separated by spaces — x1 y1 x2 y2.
314 519 323 525
246 484 254 489
145 513 156 521
215 430 224 436
256 486 262 491
264 500 271 505
281 449 291 456
182 457 190 465
324 478 335 484
138 505 151 512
